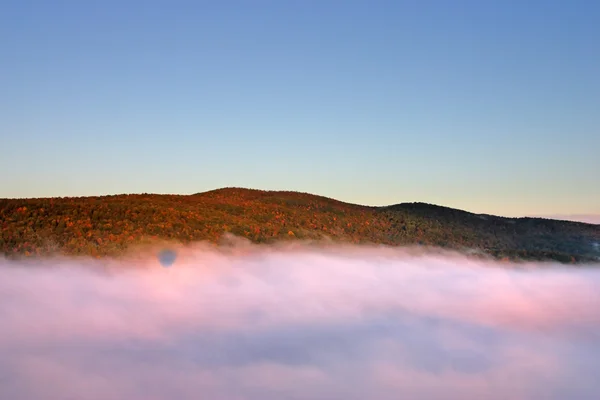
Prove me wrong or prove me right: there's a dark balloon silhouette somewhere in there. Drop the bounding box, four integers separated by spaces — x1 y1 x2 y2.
158 249 177 267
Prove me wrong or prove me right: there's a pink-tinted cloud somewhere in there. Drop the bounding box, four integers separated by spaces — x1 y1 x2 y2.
0 245 599 399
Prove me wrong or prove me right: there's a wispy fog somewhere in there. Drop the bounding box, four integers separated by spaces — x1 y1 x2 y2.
1 244 599 400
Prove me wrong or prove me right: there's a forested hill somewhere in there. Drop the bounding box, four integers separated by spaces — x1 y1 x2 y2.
1 187 599 263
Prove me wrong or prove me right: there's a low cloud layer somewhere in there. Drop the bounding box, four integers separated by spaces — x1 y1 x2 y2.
1 244 600 400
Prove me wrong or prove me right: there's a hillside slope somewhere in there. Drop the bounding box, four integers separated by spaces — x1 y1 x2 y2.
1 188 599 263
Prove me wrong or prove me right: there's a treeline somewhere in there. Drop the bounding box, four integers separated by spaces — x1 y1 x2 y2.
1 188 599 263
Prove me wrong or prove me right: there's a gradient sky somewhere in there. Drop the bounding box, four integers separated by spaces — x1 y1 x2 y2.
1 0 599 217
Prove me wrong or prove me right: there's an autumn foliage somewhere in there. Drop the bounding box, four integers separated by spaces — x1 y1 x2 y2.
1 188 599 263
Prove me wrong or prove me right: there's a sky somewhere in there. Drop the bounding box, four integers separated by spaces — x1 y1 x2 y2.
1 0 599 217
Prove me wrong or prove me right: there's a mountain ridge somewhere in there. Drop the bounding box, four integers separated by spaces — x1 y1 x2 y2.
1 187 599 263
4 187 598 226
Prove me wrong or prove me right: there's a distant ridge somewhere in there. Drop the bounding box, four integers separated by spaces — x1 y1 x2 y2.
531 214 600 226
1 187 599 263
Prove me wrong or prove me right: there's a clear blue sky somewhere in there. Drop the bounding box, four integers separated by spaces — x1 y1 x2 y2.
1 0 598 217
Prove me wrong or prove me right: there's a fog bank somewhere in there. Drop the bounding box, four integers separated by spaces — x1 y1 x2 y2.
1 245 599 400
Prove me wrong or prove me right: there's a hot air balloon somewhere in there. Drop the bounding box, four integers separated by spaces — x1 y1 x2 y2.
158 249 177 267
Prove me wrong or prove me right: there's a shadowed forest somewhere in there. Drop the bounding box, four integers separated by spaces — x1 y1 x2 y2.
1 188 599 263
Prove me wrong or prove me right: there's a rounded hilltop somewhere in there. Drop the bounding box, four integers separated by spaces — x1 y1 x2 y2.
1 187 598 263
